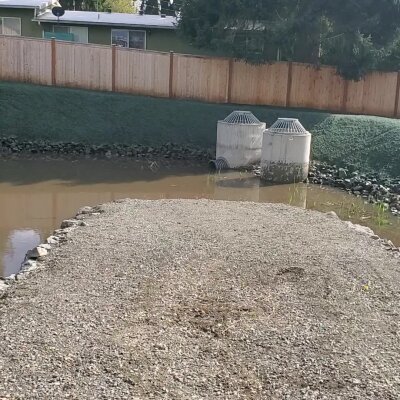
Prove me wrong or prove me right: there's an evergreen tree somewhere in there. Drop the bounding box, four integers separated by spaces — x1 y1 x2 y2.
103 0 135 13
160 0 174 16
59 0 84 10
60 0 134 12
178 0 400 80
144 0 159 15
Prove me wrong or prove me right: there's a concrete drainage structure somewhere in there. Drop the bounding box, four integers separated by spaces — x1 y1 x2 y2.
261 118 311 183
211 111 266 170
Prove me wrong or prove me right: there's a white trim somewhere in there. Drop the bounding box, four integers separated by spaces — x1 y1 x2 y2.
111 28 146 50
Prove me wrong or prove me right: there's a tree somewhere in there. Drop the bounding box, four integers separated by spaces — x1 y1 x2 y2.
178 0 324 63
144 0 159 15
103 0 135 13
178 0 400 80
160 0 175 16
60 0 135 12
319 0 400 78
59 0 84 10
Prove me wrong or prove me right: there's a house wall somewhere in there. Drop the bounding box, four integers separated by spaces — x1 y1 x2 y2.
0 8 42 38
4 12 219 56
84 24 216 55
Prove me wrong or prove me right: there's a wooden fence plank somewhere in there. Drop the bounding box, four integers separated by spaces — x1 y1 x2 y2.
394 71 400 118
111 44 116 92
226 58 234 103
56 41 112 91
0 36 51 85
286 62 293 107
289 64 344 112
362 71 398 117
230 60 288 106
0 35 399 118
169 51 174 98
115 48 169 97
342 80 349 113
51 38 56 86
172 54 230 103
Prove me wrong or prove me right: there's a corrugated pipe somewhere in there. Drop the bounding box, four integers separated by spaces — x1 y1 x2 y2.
208 158 229 171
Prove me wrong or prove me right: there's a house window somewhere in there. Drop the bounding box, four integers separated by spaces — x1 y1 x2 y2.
44 25 88 44
0 17 21 36
111 30 146 49
53 26 70 35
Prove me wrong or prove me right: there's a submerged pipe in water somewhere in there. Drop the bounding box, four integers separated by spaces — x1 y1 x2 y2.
209 158 229 172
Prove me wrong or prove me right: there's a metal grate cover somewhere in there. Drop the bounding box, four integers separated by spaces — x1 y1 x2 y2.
268 118 308 134
223 111 261 125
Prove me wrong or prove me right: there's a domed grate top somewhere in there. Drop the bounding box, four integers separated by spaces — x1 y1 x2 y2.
222 111 261 125
268 118 308 134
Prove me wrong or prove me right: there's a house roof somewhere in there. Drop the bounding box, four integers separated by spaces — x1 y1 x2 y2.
0 0 55 8
34 10 177 30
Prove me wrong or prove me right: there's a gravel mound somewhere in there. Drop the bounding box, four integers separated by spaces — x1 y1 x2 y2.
1 199 400 399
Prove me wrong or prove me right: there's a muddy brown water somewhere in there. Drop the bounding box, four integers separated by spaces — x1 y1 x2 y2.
1 157 399 278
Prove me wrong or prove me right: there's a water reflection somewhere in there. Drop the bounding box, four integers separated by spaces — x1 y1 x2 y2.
2 230 41 277
0 158 399 278
214 176 261 202
215 175 308 208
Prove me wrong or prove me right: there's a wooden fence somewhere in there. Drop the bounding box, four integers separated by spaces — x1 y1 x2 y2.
1 35 400 118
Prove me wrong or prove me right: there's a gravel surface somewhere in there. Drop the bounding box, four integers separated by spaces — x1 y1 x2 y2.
1 199 400 399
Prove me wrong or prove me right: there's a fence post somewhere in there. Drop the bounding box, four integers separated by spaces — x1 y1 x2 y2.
285 62 293 107
393 71 400 118
169 51 174 98
226 58 234 104
341 79 349 113
51 37 56 86
111 44 116 92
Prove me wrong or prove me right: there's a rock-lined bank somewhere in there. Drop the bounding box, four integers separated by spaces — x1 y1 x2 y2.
0 136 211 161
310 163 400 217
0 206 99 291
1 199 400 399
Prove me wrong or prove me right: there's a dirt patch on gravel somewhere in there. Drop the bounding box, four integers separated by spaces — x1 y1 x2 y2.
1 199 400 399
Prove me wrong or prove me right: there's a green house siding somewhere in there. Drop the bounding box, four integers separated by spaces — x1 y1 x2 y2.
86 25 217 56
0 8 42 38
1 10 219 57
88 25 110 45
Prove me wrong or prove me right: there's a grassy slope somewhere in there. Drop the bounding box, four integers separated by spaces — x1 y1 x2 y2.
312 115 400 176
0 82 399 175
0 82 328 147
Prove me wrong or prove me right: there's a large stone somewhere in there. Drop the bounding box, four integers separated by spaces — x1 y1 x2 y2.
27 246 48 259
60 219 79 229
326 211 339 219
338 168 347 179
78 206 93 215
0 280 8 292
46 236 59 245
22 259 38 271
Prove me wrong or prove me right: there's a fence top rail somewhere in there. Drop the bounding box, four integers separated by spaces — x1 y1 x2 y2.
0 34 51 44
